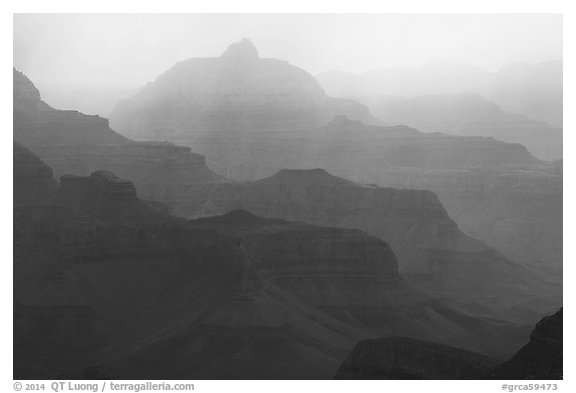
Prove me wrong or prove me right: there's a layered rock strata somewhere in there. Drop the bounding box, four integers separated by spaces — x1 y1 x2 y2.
14 151 528 379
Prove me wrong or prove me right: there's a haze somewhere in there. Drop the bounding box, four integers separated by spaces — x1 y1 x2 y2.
12 13 564 381
14 14 562 92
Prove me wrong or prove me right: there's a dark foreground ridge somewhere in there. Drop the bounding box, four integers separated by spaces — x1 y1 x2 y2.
335 308 563 380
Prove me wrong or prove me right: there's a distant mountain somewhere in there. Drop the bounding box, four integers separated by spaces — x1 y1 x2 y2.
318 62 490 99
359 93 562 160
109 39 380 142
105 42 545 180
316 61 562 127
488 62 562 128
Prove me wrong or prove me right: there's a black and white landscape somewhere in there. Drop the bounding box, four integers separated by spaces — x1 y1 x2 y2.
13 14 562 380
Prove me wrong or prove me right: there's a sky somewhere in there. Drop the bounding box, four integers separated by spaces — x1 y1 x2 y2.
14 13 562 92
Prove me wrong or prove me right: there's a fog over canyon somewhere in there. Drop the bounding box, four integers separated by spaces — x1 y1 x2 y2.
13 14 562 380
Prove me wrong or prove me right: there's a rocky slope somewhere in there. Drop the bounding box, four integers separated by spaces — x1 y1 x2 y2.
335 308 562 380
14 150 530 379
357 167 563 282
13 68 225 204
182 115 540 181
109 39 378 143
358 93 561 160
154 167 560 324
490 309 562 379
159 116 558 312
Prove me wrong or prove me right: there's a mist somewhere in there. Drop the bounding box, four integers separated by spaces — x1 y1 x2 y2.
13 13 563 381
14 14 562 100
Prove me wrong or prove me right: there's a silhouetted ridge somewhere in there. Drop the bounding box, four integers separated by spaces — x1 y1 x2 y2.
328 115 364 128
324 115 423 137
261 168 353 186
490 308 562 379
335 309 563 380
13 69 41 102
13 68 52 113
335 337 499 379
216 209 265 224
221 38 259 61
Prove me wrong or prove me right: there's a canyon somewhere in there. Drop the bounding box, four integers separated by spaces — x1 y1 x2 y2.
13 38 562 380
144 166 561 325
14 63 561 327
14 145 534 379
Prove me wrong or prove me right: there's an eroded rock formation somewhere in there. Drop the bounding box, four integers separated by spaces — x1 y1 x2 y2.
13 68 225 205
151 167 560 324
14 150 529 379
109 39 378 142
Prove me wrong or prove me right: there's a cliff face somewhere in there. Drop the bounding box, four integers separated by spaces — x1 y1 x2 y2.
335 308 562 380
14 70 128 147
13 69 225 204
358 93 562 160
109 39 377 142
